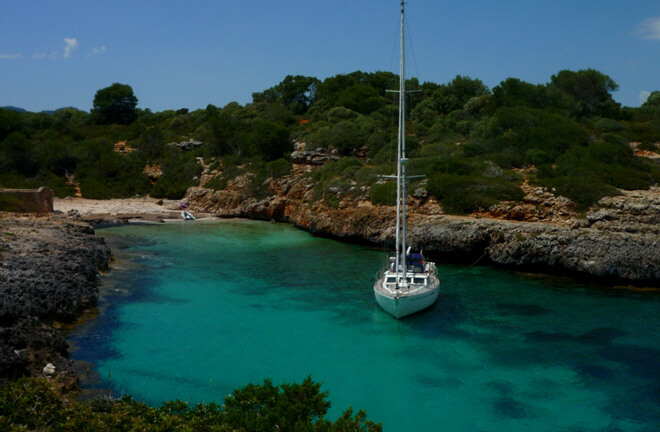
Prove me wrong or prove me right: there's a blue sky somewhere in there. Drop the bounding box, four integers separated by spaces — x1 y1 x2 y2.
2 1 659 113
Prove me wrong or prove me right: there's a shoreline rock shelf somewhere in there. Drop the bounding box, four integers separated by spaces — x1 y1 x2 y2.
184 182 660 286
0 215 111 386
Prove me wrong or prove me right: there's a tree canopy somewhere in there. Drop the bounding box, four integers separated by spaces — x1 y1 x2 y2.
92 83 139 124
1 67 659 211
549 69 620 117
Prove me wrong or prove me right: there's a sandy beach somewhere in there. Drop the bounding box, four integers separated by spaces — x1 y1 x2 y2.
53 197 192 221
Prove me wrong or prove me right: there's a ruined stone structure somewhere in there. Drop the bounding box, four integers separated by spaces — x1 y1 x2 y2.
0 187 54 213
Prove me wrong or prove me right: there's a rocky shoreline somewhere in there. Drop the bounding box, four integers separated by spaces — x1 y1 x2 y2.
1 178 658 388
0 214 111 388
184 172 660 286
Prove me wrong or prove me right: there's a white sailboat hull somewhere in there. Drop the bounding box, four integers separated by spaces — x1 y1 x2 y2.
374 273 440 319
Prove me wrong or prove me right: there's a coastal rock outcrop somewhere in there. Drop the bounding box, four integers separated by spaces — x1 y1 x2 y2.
583 189 660 234
168 139 204 151
290 150 341 165
0 215 111 385
408 216 660 282
185 172 660 285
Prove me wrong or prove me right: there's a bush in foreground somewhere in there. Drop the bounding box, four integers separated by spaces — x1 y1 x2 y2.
0 377 382 432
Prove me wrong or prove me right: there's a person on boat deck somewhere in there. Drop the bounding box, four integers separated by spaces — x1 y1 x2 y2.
389 252 425 272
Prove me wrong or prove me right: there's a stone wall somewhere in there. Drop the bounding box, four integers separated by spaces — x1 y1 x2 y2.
0 187 54 213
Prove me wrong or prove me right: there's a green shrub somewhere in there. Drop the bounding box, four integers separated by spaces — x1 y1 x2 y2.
427 173 524 214
263 158 292 179
251 119 291 161
595 118 625 132
0 194 24 212
354 165 378 187
424 121 464 148
525 148 552 165
0 378 65 430
0 377 382 432
601 165 650 190
311 157 366 205
462 140 488 157
638 142 659 152
203 175 227 191
541 175 619 210
315 178 353 207
151 158 202 199
203 159 290 197
76 152 152 199
312 157 363 182
622 119 660 143
326 106 359 122
533 140 655 209
371 141 397 164
208 160 223 171
600 133 629 148
370 182 396 205
488 106 589 166
34 172 76 198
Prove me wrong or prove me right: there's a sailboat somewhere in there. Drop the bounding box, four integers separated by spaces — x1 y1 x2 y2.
373 1 440 319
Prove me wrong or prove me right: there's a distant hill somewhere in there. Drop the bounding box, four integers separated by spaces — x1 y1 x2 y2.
51 107 83 113
1 106 82 114
2 106 27 112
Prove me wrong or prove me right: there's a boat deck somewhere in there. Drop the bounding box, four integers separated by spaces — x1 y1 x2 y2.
374 271 440 299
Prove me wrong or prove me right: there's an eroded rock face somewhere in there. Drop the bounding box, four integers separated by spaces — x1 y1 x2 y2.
184 171 660 285
408 217 660 282
480 181 577 223
0 215 111 385
290 150 341 165
167 139 204 151
585 188 660 234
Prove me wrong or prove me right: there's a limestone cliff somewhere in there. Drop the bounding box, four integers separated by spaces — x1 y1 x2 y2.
185 160 660 285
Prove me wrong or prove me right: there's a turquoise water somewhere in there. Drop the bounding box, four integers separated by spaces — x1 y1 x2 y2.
69 220 660 431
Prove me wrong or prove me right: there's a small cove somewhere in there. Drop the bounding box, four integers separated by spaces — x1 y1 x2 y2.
68 219 660 431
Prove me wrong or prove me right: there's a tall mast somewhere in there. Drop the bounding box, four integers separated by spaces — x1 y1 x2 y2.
398 0 407 286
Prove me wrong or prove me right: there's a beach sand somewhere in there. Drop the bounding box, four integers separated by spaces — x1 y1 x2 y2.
53 197 193 222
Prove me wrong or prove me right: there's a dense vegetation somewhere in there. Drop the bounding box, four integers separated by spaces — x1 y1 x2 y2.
0 377 381 431
1 70 659 212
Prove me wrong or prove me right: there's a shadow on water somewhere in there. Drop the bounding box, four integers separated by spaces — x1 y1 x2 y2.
523 327 628 346
493 397 535 420
495 302 552 316
404 292 471 339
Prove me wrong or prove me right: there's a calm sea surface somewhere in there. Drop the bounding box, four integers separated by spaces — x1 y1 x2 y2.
68 219 660 431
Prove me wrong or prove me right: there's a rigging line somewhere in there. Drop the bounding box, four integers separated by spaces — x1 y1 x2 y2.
388 14 401 75
436 250 490 277
377 89 399 258
404 10 421 86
